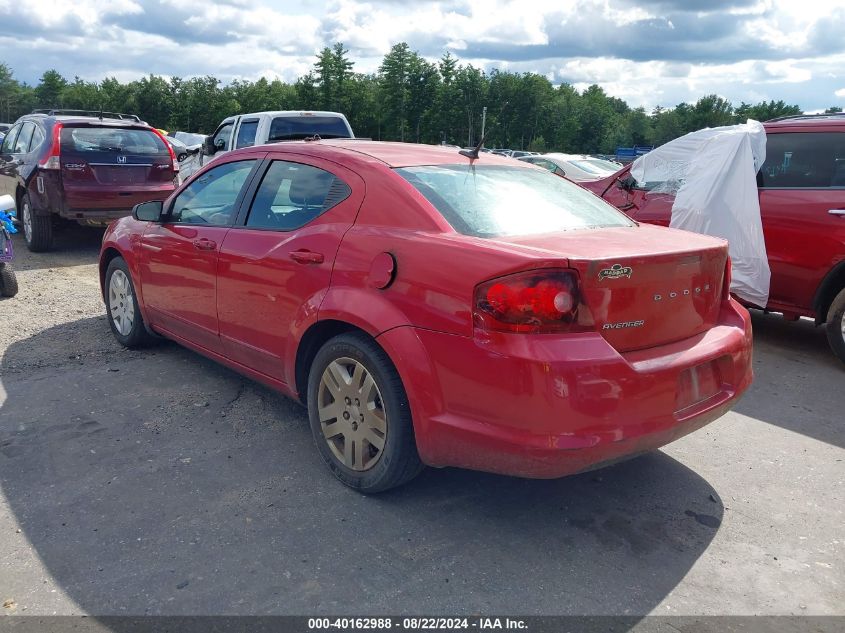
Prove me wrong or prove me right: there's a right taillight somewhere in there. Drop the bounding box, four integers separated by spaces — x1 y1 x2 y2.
722 256 732 300
39 122 62 170
474 269 590 333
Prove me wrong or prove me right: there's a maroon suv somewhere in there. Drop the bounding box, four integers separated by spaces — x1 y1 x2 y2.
0 110 179 251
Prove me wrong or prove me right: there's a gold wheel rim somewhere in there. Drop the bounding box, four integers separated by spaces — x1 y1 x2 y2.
317 357 387 471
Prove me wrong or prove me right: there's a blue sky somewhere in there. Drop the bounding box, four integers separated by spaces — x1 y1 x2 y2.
1 0 844 111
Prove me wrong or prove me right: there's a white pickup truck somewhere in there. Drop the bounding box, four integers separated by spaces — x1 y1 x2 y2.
181 110 354 176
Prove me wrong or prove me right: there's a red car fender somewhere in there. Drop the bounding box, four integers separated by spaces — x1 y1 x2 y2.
373 325 446 465
282 285 412 397
317 286 414 336
100 219 152 325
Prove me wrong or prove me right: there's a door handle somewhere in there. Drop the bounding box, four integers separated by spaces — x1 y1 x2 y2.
289 250 325 264
829 209 845 216
192 238 217 251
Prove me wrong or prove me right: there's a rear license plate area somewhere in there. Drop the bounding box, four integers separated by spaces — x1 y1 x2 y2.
675 360 722 413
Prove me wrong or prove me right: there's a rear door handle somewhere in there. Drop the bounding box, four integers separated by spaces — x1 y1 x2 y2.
289 250 325 264
829 209 845 216
193 238 217 251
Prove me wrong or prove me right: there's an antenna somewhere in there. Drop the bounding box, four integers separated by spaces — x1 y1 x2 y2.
458 101 508 161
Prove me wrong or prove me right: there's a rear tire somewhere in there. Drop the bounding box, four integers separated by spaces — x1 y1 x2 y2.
0 264 18 297
21 194 53 252
825 287 845 366
307 332 424 493
105 257 154 348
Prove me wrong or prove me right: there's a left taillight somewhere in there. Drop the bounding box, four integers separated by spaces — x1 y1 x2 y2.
39 122 63 170
474 269 590 334
722 256 732 300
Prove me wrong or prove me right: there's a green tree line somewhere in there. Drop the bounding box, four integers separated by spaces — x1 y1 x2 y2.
1 42 832 152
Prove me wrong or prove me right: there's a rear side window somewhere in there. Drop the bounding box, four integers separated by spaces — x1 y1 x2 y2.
396 164 633 237
245 160 350 230
13 122 35 153
235 120 259 149
268 116 350 141
60 127 168 156
29 125 45 152
760 132 845 188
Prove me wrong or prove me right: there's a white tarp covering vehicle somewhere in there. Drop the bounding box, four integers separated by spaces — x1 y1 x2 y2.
631 120 771 307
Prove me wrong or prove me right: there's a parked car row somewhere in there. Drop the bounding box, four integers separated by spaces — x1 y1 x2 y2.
0 109 354 251
519 153 622 182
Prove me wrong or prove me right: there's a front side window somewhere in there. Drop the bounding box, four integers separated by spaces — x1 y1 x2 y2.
13 122 35 154
1 125 20 154
235 120 259 149
396 164 633 237
170 160 256 225
212 122 234 151
760 132 845 188
245 160 350 230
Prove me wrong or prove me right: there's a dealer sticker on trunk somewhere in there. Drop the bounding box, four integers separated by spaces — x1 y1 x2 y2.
598 263 633 281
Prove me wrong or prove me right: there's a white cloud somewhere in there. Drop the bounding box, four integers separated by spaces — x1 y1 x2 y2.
0 0 843 111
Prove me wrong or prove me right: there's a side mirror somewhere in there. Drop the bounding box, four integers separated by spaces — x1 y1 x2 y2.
133 200 164 222
0 194 15 214
203 136 217 155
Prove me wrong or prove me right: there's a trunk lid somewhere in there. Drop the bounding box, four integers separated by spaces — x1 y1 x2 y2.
499 224 728 352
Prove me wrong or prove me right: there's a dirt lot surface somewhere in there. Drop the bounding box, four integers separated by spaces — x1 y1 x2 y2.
0 226 842 616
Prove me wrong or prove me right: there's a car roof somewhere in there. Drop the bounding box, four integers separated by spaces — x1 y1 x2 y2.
251 139 532 168
764 113 845 130
20 114 152 128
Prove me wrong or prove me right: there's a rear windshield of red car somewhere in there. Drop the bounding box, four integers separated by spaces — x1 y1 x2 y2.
395 164 634 237
60 127 169 156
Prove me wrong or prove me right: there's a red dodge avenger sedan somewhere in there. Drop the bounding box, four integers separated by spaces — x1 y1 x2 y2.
99 140 753 492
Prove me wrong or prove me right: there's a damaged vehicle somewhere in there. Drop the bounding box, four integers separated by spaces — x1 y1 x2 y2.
100 140 753 492
582 115 845 365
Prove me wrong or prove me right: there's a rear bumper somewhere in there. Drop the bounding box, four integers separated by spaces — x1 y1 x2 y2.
25 171 174 220
378 299 753 478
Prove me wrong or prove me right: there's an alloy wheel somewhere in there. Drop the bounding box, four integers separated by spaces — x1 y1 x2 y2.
22 201 32 243
317 357 387 471
108 269 135 336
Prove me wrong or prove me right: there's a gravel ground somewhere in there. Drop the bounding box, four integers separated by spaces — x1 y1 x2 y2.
0 226 842 618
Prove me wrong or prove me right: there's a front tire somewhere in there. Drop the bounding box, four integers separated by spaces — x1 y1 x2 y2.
105 257 153 348
21 194 53 252
825 287 845 366
307 332 424 493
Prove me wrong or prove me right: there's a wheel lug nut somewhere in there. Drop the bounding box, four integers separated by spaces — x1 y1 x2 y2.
343 411 350 420
345 397 351 405
354 398 360 406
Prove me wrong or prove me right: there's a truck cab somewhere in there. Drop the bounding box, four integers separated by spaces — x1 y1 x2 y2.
182 111 354 178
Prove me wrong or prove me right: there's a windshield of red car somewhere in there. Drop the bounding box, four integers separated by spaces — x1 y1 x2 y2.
395 164 634 237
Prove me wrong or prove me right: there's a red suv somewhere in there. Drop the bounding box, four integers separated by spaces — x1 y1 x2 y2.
0 110 179 251
583 113 845 365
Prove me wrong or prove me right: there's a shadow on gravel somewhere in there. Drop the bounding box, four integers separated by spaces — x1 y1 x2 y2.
0 317 723 616
8 225 104 273
736 311 844 449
